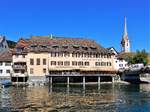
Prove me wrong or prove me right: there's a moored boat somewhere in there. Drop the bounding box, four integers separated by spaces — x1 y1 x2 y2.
0 80 12 88
140 73 150 83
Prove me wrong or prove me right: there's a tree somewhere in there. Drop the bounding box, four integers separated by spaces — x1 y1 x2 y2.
126 49 149 65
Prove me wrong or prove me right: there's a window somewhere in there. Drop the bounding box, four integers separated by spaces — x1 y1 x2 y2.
72 61 77 66
83 53 86 58
64 61 70 66
6 70 10 73
0 70 2 74
109 62 112 66
93 53 96 58
64 52 70 57
81 53 84 58
43 59 46 65
107 62 111 66
85 62 89 66
51 61 56 65
77 53 80 58
90 53 93 58
22 55 25 58
51 52 55 57
59 52 63 57
62 45 68 49
43 68 46 74
95 62 100 66
30 59 34 65
96 54 100 58
58 61 63 66
51 52 59 57
87 53 90 58
101 54 104 58
74 53 78 57
30 45 37 48
119 64 123 67
30 68 34 74
78 61 83 66
82 46 88 50
107 55 109 58
36 58 40 65
5 62 11 66
54 52 59 57
41 45 47 48
0 62 3 66
101 62 106 66
72 53 77 57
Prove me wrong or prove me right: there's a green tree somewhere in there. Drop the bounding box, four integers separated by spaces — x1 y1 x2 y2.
125 49 148 65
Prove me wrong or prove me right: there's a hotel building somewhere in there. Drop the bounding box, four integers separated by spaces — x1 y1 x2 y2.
11 36 117 85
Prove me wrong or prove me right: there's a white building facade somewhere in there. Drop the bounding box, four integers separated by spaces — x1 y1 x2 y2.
108 47 128 71
0 51 12 78
114 58 128 71
0 62 12 78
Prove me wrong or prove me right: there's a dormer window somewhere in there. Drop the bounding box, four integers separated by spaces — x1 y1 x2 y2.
90 46 97 50
41 45 47 48
52 45 59 48
73 44 80 50
62 45 68 49
73 44 80 47
82 46 88 50
30 45 37 48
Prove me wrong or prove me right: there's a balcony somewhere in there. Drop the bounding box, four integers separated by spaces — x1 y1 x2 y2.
12 65 27 70
11 72 28 77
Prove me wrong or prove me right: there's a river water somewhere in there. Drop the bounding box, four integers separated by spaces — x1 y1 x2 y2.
0 84 150 112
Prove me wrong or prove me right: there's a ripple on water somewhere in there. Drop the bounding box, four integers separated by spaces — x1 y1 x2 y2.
0 84 150 112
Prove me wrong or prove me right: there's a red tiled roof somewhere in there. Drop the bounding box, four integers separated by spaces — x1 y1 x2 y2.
0 51 12 62
16 38 28 48
14 36 112 54
117 52 136 59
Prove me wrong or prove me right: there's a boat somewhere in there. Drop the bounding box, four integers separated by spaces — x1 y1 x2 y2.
120 65 150 84
0 80 12 88
140 73 150 83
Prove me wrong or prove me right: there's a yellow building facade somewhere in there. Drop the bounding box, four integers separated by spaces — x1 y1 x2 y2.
12 36 117 84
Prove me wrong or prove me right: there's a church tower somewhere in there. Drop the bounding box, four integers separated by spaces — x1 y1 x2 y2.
121 17 130 52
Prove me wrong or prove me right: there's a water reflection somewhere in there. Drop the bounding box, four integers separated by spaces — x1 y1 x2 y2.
140 84 150 92
0 84 150 112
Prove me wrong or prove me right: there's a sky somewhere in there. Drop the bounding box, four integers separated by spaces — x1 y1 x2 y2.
0 0 149 52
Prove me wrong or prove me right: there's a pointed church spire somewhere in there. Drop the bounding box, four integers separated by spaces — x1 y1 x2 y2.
121 16 130 53
123 16 128 38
